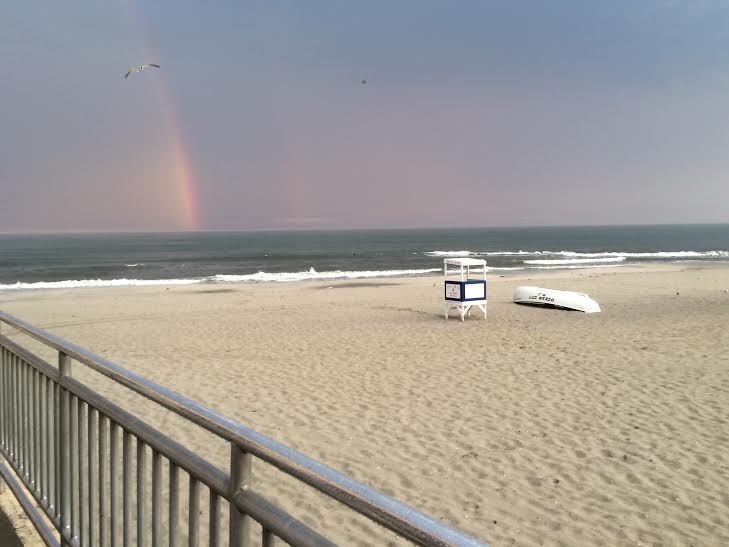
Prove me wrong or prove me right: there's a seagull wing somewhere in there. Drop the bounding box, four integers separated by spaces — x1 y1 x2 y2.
123 64 158 78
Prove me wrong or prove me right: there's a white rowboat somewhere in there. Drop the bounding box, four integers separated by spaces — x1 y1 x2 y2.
513 286 601 313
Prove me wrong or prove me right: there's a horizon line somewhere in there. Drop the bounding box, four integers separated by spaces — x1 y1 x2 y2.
1 221 728 237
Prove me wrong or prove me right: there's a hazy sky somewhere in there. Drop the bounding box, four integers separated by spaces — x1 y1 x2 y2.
2 1 729 232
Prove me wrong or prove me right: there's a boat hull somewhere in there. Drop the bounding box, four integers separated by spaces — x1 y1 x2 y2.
513 286 601 313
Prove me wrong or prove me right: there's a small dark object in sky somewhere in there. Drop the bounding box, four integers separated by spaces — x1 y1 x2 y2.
361 80 367 84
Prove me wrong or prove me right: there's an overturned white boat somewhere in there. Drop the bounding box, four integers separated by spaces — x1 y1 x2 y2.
513 286 601 313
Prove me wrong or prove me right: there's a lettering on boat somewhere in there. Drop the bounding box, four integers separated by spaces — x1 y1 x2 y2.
528 293 555 303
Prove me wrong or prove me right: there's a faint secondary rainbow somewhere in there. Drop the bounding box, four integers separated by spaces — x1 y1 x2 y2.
122 2 201 230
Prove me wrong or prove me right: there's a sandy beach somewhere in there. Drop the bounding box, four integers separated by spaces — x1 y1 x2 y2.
1 263 728 546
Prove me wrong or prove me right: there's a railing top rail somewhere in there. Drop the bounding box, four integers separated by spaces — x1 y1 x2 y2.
0 310 488 547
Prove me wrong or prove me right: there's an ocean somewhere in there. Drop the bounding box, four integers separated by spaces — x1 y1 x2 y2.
0 224 727 290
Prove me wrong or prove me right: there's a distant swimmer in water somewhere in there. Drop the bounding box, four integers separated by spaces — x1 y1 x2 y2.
124 64 160 79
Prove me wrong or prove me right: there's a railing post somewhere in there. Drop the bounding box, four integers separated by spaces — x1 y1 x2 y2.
59 351 72 546
229 444 252 547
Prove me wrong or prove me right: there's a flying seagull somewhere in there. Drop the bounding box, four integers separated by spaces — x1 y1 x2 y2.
124 64 160 79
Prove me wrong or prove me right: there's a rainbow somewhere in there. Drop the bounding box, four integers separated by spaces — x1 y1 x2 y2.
155 87 200 230
122 2 201 231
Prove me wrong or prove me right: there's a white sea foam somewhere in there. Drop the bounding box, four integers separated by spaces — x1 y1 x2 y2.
524 257 627 265
530 264 625 270
212 267 440 283
0 268 442 291
555 250 729 258
483 251 543 256
425 250 472 257
0 278 202 291
124 263 144 267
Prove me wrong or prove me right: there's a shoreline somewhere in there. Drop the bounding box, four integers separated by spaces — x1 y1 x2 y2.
1 260 728 297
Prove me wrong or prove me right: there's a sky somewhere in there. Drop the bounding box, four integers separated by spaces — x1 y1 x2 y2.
1 1 729 232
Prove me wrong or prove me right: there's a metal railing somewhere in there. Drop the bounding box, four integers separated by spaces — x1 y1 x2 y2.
0 311 488 547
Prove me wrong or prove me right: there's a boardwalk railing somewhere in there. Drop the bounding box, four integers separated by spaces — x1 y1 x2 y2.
0 311 488 547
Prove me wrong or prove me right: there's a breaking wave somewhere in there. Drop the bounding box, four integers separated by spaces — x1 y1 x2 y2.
211 267 440 283
0 278 201 290
426 249 728 259
553 250 729 259
424 250 472 257
524 257 627 265
0 267 441 291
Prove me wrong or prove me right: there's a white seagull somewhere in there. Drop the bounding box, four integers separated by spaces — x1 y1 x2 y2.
123 64 160 79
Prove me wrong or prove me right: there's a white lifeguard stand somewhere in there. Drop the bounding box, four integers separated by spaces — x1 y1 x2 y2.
443 258 487 321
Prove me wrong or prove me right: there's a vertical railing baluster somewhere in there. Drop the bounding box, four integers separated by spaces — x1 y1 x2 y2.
15 355 21 467
137 440 147 547
1 348 6 454
33 368 39 494
4 348 8 453
209 492 220 547
17 359 23 471
110 421 119 547
12 355 18 464
1 348 5 451
12 355 18 465
6 349 11 457
262 529 275 547
79 401 88 547
5 349 9 455
6 349 10 456
229 445 252 547
23 361 29 478
59 352 72 544
47 375 54 515
25 360 30 476
54 380 61 525
5 349 10 455
5 349 10 456
0 348 4 453
123 430 132 547
99 415 108 547
28 362 33 483
70 394 79 540
39 371 46 503
0 348 5 453
152 450 162 547
2 346 6 451
28 366 33 485
169 463 179 547
189 477 200 547
88 407 97 547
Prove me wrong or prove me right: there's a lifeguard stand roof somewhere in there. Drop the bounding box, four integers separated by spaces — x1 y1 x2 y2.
443 257 487 267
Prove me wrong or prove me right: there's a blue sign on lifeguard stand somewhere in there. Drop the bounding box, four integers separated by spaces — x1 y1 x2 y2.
443 258 487 320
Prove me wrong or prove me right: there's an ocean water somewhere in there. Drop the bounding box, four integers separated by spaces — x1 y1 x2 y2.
0 225 727 290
